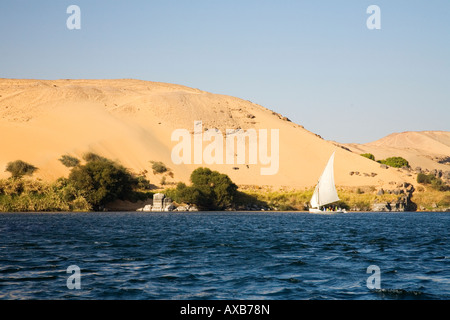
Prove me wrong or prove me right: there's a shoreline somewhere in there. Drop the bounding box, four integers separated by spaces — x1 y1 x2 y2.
1 209 449 214
1 182 449 213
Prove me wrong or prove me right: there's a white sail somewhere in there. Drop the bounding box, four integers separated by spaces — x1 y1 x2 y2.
310 152 340 208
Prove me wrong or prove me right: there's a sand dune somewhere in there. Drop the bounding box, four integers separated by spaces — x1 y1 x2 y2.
0 79 417 189
342 131 450 173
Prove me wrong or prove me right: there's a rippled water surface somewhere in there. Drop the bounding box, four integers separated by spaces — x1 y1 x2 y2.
0 212 449 300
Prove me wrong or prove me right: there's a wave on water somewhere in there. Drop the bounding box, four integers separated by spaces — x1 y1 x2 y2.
370 288 430 299
0 212 449 300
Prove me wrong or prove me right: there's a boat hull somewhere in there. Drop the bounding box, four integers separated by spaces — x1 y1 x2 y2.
309 208 325 214
309 208 346 214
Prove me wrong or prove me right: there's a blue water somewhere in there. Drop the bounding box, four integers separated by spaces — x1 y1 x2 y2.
0 212 449 300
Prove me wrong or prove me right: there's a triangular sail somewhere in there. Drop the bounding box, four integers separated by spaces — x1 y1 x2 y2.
310 152 340 208
310 184 320 208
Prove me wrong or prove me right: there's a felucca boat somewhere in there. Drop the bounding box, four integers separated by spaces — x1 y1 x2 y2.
309 152 346 214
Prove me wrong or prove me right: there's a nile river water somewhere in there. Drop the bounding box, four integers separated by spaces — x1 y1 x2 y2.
0 211 449 300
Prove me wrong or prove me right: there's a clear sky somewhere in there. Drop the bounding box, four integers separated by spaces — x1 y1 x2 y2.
1 0 449 143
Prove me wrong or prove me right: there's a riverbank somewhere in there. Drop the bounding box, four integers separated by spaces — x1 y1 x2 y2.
232 185 450 212
106 184 450 213
1 178 449 213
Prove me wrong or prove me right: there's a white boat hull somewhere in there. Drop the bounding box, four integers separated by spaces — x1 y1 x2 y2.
309 208 346 214
309 208 325 214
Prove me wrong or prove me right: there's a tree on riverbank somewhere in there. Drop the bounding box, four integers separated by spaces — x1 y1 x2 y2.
67 156 138 210
169 167 238 210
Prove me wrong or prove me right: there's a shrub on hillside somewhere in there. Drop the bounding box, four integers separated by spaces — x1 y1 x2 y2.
5 160 38 179
417 173 433 184
82 152 108 162
360 153 375 161
378 157 410 168
150 161 169 174
59 155 80 168
417 173 449 191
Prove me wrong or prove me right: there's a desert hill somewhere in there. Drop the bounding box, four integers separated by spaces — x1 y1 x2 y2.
342 131 450 174
0 78 416 189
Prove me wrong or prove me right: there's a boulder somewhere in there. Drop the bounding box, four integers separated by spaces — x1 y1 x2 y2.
164 204 176 212
372 203 389 212
405 184 414 193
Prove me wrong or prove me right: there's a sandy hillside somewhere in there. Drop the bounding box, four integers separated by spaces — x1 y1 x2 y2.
0 79 416 189
342 131 450 173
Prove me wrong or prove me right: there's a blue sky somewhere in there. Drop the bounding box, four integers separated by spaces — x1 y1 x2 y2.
1 1 449 143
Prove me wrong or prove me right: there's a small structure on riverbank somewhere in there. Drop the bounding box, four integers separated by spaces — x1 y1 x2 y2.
137 193 175 212
136 193 199 212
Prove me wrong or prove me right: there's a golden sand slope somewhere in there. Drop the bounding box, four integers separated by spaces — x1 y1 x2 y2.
0 79 416 188
343 131 450 173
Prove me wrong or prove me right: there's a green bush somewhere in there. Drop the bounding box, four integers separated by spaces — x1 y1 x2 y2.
190 167 238 210
417 173 433 184
150 161 169 174
0 178 91 212
135 175 152 190
361 153 375 161
438 194 450 207
71 196 92 212
170 168 238 210
378 157 410 168
169 182 201 206
417 173 449 191
1 154 154 212
59 155 80 168
68 158 137 210
5 160 38 179
431 178 447 191
82 152 108 162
